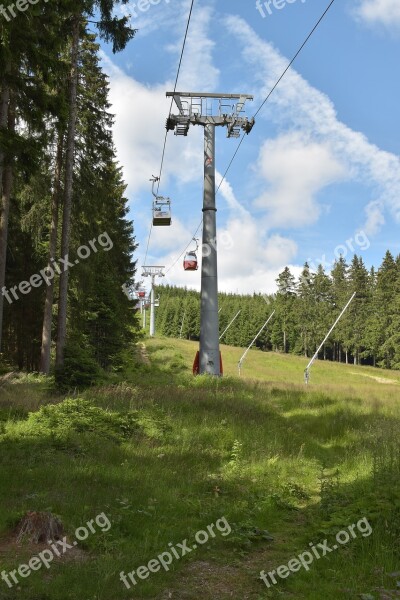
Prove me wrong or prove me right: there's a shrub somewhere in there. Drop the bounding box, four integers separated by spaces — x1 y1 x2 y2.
8 397 140 442
54 340 101 391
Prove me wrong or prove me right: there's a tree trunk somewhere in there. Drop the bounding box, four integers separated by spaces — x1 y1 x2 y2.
345 350 348 364
40 134 63 374
283 330 286 353
0 89 15 352
0 63 11 196
55 17 80 368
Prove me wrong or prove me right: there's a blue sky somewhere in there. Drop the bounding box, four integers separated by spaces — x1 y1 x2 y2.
99 0 400 294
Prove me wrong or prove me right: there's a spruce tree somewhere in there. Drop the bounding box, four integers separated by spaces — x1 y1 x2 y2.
55 1 136 368
273 267 296 353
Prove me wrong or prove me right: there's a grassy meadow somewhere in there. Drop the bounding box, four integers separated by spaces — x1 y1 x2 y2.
0 338 399 599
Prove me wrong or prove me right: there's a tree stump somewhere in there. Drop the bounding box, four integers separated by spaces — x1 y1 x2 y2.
15 511 64 544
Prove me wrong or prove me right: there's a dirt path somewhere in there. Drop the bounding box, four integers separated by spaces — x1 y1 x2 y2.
350 371 399 385
137 342 150 366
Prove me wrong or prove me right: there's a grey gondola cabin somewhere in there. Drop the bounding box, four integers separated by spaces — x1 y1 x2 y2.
153 198 171 226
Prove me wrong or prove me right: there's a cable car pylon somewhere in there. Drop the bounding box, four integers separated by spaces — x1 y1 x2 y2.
167 92 255 376
142 266 165 337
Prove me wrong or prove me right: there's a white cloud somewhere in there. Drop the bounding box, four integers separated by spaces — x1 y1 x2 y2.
100 58 172 196
364 200 385 236
101 55 208 199
120 0 187 37
263 235 299 268
225 15 400 234
155 183 298 295
148 217 195 253
254 133 347 228
105 7 400 297
149 236 289 296
102 4 219 201
103 7 303 295
215 173 298 290
216 171 248 217
354 0 400 28
165 5 220 91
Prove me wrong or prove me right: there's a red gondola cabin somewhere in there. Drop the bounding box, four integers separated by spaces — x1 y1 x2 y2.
183 251 198 271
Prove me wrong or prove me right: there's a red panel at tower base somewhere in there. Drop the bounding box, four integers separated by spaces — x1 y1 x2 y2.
192 351 223 376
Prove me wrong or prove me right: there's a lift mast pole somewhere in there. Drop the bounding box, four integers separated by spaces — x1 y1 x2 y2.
142 266 165 337
150 276 156 337
201 123 219 374
167 92 255 375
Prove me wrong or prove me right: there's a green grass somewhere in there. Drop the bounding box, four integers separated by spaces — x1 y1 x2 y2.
0 341 399 599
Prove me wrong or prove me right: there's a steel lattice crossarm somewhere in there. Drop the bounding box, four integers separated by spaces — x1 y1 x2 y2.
166 92 255 138
142 266 165 277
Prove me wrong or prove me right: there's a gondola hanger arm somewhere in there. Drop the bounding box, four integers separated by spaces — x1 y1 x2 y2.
150 175 159 199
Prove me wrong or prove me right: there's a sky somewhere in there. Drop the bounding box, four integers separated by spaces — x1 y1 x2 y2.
98 0 400 295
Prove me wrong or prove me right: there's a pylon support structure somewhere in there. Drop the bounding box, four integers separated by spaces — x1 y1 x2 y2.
219 310 241 341
238 311 275 377
142 266 165 337
166 92 255 376
304 291 356 384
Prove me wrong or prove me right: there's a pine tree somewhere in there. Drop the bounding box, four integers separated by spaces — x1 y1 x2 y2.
374 251 398 368
0 0 71 350
381 264 400 368
273 267 296 353
296 263 313 357
330 257 349 362
312 264 334 359
347 255 370 364
40 133 64 374
55 2 136 367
